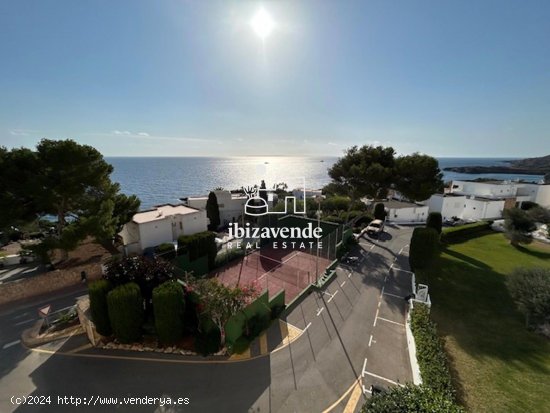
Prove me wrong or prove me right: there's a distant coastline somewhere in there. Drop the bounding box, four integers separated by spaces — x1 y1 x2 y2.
443 154 550 176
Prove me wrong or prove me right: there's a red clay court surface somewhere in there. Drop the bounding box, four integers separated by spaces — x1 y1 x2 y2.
212 247 333 304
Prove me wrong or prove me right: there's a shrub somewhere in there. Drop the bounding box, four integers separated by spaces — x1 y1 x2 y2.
152 281 185 345
440 221 492 244
195 316 221 356
426 212 443 234
178 231 217 270
321 195 351 212
374 203 386 220
155 242 176 260
409 227 440 271
245 313 271 339
410 304 455 400
206 191 221 230
88 279 112 336
214 248 245 268
103 256 174 303
504 208 536 246
520 201 539 211
230 336 250 355
361 384 464 413
506 267 550 329
107 282 144 343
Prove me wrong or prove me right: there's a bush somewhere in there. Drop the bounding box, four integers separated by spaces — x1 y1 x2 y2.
321 195 351 212
506 267 550 329
426 212 443 234
155 242 176 260
230 336 251 355
178 231 218 270
270 304 285 319
214 248 245 268
410 304 455 400
440 221 492 244
89 279 112 336
520 201 539 211
195 316 221 356
361 384 464 413
245 313 271 339
374 203 386 220
104 256 174 304
409 227 440 271
107 282 144 343
152 281 185 345
504 208 536 246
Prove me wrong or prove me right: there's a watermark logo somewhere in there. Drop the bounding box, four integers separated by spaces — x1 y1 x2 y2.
242 180 306 217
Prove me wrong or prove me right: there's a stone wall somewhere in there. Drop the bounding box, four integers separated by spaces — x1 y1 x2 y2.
0 261 102 306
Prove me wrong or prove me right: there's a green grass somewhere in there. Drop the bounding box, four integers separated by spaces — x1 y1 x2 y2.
416 231 550 413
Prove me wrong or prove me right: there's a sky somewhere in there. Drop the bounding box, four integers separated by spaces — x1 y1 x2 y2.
0 0 549 157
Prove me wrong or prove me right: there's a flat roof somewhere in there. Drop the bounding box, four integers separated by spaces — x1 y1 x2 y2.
382 200 424 209
133 204 200 224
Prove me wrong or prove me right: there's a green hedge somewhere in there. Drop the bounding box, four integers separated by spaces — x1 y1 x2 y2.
361 384 464 413
89 279 112 336
410 303 455 400
195 316 221 356
155 242 176 260
178 231 217 270
426 212 443 234
152 281 185 345
107 282 144 343
441 221 492 243
409 227 440 272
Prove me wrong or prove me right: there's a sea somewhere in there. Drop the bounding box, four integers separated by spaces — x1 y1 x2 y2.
107 157 545 210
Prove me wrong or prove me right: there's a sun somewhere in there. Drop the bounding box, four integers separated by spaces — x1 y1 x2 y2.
250 9 275 40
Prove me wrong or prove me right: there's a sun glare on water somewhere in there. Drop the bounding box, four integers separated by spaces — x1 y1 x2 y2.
250 8 275 40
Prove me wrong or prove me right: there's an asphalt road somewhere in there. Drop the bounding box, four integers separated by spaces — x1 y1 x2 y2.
0 225 415 413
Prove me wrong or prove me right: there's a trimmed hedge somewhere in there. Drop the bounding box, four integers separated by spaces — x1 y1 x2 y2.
195 316 222 356
89 279 112 336
441 221 492 244
361 384 464 413
409 227 440 272
427 212 443 234
410 303 455 400
107 282 144 344
155 242 176 260
178 231 217 270
152 281 185 345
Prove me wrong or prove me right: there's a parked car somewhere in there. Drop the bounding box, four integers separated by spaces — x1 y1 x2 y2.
366 219 384 236
343 256 359 265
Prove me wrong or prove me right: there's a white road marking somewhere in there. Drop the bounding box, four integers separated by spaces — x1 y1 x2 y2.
362 358 368 377
373 308 380 326
383 292 404 299
377 317 405 327
327 290 339 302
362 385 371 394
304 322 312 332
391 267 414 274
14 319 35 326
363 371 405 387
348 272 352 278
340 281 346 287
316 307 325 316
368 335 373 347
2 340 20 350
389 263 394 270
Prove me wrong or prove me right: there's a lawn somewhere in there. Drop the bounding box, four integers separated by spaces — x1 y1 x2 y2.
416 231 550 413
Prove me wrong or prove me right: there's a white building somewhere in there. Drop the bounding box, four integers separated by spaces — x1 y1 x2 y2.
119 204 207 255
292 188 323 200
383 200 429 224
423 180 550 221
183 190 248 226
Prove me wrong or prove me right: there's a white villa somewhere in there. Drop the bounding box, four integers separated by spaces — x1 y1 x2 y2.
383 200 429 224
292 188 323 200
119 204 207 255
423 180 550 221
183 190 249 226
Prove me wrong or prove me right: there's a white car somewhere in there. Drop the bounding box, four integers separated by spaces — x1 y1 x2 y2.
366 219 384 236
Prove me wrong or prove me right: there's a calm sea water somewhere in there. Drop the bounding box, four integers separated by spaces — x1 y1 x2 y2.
107 157 544 210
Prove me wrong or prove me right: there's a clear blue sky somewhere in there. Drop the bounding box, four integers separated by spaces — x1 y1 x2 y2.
1 0 549 157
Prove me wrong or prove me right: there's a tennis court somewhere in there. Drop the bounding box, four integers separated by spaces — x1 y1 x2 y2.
212 247 333 304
